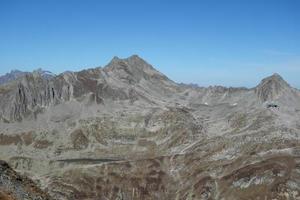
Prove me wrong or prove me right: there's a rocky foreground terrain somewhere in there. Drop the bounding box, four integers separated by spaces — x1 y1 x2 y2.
0 160 52 200
0 55 299 200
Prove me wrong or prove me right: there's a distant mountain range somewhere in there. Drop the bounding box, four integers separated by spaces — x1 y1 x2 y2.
0 70 28 85
0 68 55 85
0 55 300 200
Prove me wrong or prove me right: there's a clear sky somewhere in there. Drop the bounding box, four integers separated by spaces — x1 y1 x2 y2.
0 0 299 88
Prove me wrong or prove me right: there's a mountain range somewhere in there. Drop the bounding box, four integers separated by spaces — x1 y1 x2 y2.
0 68 55 85
0 55 300 200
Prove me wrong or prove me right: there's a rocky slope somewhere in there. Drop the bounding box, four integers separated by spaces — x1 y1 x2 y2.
0 55 299 200
0 160 52 200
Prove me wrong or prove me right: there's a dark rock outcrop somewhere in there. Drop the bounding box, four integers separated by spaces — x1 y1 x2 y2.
0 160 52 200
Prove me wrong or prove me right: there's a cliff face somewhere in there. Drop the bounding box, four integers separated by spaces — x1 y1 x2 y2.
0 55 180 122
0 74 72 122
255 73 291 102
0 56 300 200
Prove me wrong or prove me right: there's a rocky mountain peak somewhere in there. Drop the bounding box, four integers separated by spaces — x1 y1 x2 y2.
108 55 149 69
0 68 55 85
10 69 23 74
104 55 170 84
255 73 291 102
0 70 28 85
126 54 144 61
266 73 287 83
32 68 56 80
110 56 121 63
109 55 143 63
1 57 300 200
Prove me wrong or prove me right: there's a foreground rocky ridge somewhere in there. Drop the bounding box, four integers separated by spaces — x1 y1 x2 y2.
0 55 300 199
0 160 52 200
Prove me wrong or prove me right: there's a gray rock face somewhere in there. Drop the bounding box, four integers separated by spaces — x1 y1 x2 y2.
0 55 180 122
0 74 71 122
255 73 291 102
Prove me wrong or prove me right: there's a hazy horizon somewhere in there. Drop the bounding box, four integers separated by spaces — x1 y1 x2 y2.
1 0 299 88
0 55 298 89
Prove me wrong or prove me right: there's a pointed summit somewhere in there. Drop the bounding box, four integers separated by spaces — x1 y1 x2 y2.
32 68 55 80
0 70 28 85
110 56 121 63
255 73 290 102
268 73 286 82
109 55 144 65
109 55 149 68
104 55 170 84
257 73 290 89
126 54 144 61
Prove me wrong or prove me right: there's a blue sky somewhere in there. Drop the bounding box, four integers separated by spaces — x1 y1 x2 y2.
0 0 299 88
